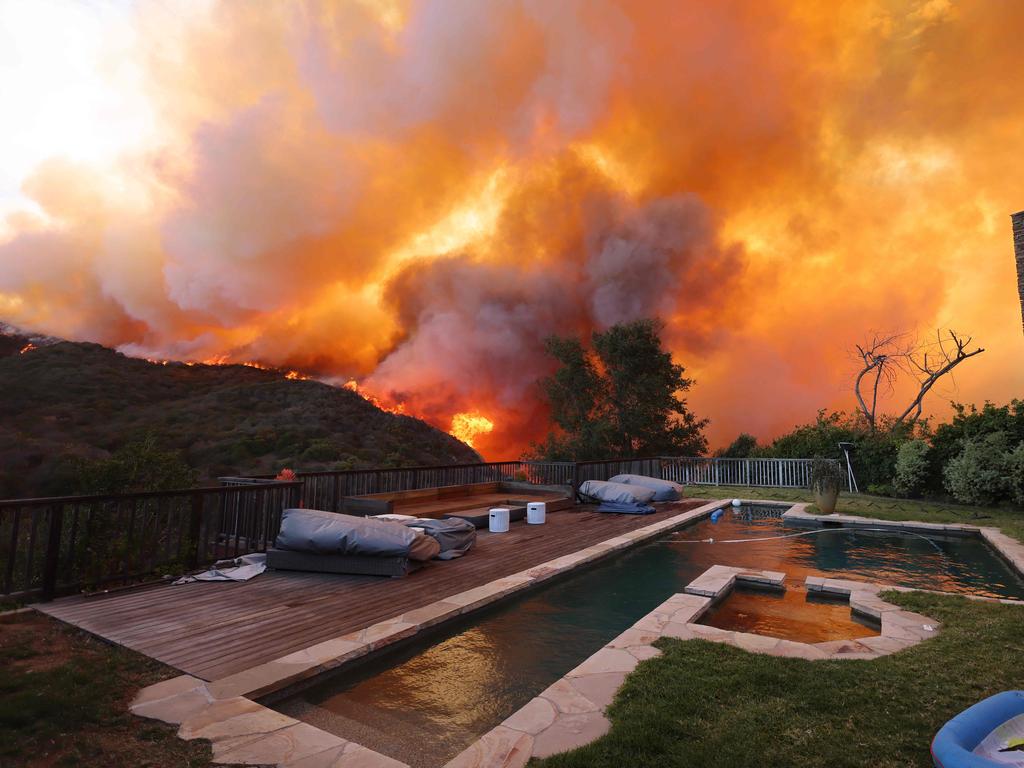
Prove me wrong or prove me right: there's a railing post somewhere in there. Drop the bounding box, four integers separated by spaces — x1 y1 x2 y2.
187 492 203 569
571 462 580 497
40 504 64 602
714 459 720 486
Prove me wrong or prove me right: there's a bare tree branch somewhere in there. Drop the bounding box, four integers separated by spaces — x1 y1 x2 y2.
852 332 909 431
893 329 985 426
851 329 984 431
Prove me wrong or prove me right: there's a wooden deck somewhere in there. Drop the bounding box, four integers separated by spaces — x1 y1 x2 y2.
39 501 706 681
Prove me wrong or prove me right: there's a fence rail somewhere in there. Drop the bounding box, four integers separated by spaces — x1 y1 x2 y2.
1 455 833 601
232 456 825 512
660 457 820 488
0 481 301 601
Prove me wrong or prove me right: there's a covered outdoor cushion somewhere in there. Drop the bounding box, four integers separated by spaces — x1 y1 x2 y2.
608 473 684 502
578 479 656 505
403 518 477 560
407 533 442 561
597 501 656 515
275 508 417 557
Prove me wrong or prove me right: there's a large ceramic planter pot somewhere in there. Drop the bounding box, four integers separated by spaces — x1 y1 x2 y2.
814 487 839 515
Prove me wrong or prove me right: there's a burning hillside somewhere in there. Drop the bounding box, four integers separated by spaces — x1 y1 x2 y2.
0 334 479 498
1 1 1023 458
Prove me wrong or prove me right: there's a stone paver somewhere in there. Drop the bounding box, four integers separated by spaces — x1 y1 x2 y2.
213 722 346 765
531 712 611 759
538 678 600 714
445 725 533 768
501 697 557 735
568 671 629 709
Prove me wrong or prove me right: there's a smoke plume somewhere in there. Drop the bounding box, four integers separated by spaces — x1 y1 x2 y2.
1 0 1023 457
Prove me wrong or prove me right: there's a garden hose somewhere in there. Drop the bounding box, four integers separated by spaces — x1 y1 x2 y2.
669 525 947 554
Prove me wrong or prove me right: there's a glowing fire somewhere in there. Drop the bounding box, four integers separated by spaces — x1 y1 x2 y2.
343 379 407 415
449 412 495 448
143 354 310 381
18 342 36 354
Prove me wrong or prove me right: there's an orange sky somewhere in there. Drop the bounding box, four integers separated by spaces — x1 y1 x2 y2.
1 0 1022 458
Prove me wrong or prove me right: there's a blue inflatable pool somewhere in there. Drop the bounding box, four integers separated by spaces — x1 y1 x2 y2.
932 691 1024 767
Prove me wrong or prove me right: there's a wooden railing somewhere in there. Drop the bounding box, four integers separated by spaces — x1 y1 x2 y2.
1 455 836 601
0 481 301 601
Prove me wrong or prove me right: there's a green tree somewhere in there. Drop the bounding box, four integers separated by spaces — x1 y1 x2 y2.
531 319 708 460
74 434 196 495
717 433 758 458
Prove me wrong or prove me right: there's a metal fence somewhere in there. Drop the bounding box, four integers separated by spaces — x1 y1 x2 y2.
661 457 819 488
0 481 300 601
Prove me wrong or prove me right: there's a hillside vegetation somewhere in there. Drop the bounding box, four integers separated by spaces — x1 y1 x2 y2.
0 334 479 499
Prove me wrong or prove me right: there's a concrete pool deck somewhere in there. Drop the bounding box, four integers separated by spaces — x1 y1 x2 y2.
93 499 1024 766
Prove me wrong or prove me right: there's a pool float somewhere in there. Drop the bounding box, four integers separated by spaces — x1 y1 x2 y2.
710 508 723 522
932 691 1024 767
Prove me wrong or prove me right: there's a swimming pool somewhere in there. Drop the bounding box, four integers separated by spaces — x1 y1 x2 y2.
273 503 1024 767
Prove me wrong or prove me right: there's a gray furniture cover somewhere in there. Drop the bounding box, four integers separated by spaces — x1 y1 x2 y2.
266 548 417 578
578 480 657 505
274 508 418 557
399 518 476 559
608 473 684 502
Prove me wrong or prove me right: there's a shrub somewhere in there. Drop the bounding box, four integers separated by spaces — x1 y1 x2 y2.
810 456 845 495
1005 442 1024 506
928 400 1024 495
943 432 1009 506
74 435 195 495
893 439 931 498
301 438 343 462
759 410 914 490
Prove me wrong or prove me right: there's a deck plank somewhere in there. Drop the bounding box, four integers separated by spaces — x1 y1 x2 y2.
39 501 705 680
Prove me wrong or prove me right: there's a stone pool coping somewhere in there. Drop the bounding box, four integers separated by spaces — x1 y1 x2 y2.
129 498 728 768
127 498 1024 767
782 503 1024 579
445 564 944 768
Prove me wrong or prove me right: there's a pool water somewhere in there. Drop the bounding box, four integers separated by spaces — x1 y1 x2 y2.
274 504 1024 767
700 585 879 642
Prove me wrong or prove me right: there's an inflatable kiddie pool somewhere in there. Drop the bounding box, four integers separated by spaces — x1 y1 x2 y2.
932 691 1024 767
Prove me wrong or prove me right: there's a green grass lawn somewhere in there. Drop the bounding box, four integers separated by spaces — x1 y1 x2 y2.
535 591 1024 768
684 486 1024 544
0 610 236 768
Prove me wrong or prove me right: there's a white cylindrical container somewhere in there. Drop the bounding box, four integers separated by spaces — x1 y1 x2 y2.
489 507 510 533
526 502 546 525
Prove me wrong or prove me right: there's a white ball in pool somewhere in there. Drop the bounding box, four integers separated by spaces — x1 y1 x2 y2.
731 499 742 507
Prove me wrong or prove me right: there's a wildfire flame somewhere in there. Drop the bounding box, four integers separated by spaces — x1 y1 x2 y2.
449 412 495 448
144 354 310 381
343 379 407 415
18 343 36 354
